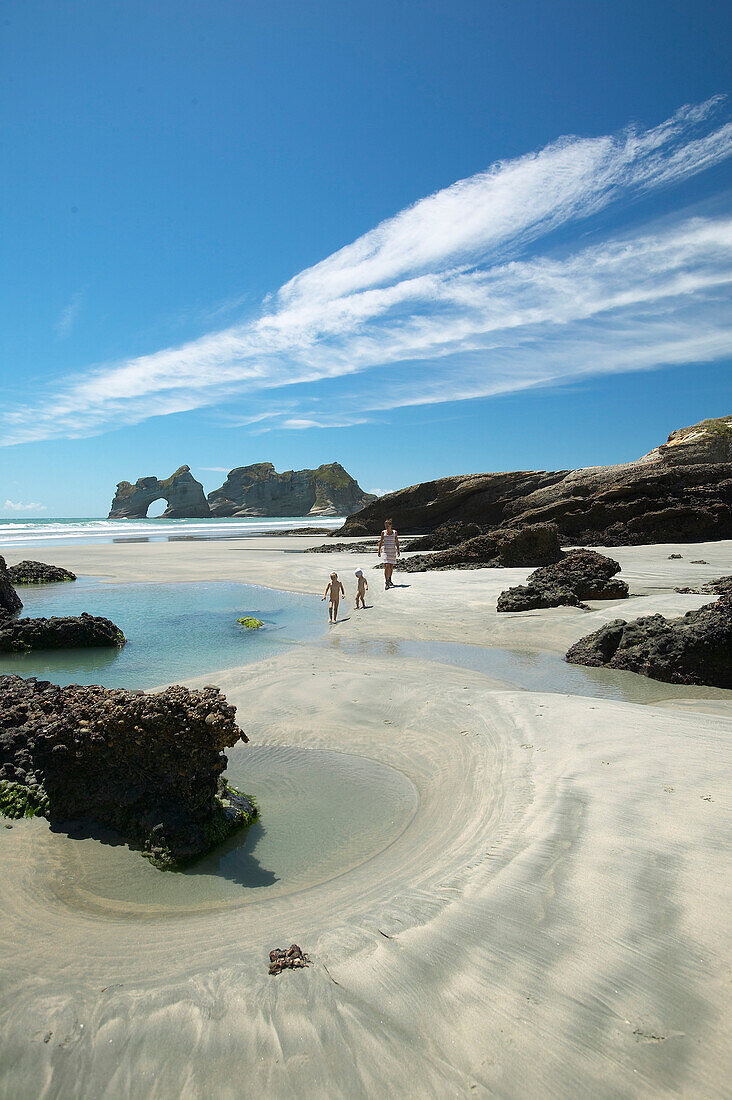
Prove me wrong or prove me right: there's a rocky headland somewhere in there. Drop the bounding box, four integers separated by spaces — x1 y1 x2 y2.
497 549 629 612
0 676 255 866
8 561 76 585
108 461 375 519
565 594 731 688
337 415 732 545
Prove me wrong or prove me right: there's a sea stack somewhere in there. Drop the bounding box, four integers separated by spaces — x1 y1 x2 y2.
109 466 211 519
207 461 376 517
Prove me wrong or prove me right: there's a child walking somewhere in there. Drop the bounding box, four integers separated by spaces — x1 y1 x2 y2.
322 571 345 622
355 568 368 609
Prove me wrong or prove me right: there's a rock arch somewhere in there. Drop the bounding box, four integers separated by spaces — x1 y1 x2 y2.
108 466 211 519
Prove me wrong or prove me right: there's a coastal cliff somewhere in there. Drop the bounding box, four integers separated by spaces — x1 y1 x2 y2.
208 461 375 517
108 461 375 518
338 415 732 545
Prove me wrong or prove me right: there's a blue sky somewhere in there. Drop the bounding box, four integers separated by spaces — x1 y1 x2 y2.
1 0 730 516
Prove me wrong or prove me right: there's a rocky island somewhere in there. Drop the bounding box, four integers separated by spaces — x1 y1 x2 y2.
0 676 255 867
108 461 375 518
337 415 732 545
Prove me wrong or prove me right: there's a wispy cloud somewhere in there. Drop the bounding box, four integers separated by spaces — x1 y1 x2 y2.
2 500 47 512
55 291 84 340
2 98 731 445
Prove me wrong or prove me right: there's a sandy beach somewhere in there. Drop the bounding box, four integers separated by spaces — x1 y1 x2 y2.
0 535 730 1099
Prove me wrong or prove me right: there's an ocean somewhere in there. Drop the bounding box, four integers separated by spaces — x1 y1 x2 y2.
0 515 343 548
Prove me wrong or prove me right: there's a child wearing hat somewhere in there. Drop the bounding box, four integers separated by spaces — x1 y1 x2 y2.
355 568 368 610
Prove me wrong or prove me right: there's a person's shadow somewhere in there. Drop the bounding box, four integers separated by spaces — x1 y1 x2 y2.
387 583 411 588
333 616 351 624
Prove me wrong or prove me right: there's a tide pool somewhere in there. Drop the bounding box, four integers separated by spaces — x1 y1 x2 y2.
0 577 324 688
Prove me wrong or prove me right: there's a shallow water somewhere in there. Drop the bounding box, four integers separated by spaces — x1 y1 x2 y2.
0 515 342 547
326 634 732 706
0 578 323 688
28 745 418 915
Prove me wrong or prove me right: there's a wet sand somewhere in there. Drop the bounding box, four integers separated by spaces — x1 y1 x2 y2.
0 536 730 1098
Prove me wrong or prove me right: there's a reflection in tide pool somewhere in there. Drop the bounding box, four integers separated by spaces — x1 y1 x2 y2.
326 635 732 706
0 578 323 689
39 745 418 914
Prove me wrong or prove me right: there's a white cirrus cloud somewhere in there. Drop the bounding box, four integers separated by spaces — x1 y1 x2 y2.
1 97 731 446
55 290 84 340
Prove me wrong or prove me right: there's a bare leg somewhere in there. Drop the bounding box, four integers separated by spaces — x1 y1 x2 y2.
332 599 339 622
328 599 334 622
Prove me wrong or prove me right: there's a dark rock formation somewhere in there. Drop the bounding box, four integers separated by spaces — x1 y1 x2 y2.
337 416 732 546
675 575 732 596
0 556 23 616
497 550 628 612
8 561 76 585
269 944 310 976
668 554 683 559
408 521 484 551
565 596 732 688
0 675 255 866
109 466 211 519
0 613 126 653
208 462 376 517
396 523 563 572
304 540 381 554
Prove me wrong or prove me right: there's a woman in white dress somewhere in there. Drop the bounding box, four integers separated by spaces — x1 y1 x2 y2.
377 517 400 589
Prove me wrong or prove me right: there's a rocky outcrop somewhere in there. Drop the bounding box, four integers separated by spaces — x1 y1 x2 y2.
8 561 76 585
0 613 126 653
675 575 732 595
0 676 256 866
497 550 628 612
208 462 376 517
0 556 23 616
396 523 563 572
109 466 211 519
337 416 732 545
565 596 731 688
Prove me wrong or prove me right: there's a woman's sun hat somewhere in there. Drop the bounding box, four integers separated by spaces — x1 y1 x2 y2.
355 569 363 576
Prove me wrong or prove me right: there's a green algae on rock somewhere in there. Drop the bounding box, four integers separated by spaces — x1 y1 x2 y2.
0 675 255 868
0 613 127 653
237 617 264 629
7 561 77 585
